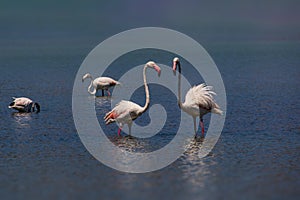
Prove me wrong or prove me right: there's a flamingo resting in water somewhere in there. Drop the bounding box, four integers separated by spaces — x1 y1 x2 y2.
8 97 40 113
104 61 161 136
172 57 223 137
82 73 120 96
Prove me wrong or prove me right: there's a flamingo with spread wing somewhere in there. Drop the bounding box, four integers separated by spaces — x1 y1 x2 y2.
172 57 223 137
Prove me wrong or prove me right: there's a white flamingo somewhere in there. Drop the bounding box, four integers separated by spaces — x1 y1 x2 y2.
172 57 223 137
8 97 40 113
104 61 161 136
82 73 120 96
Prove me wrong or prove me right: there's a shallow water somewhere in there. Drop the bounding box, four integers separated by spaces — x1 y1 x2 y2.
0 39 299 199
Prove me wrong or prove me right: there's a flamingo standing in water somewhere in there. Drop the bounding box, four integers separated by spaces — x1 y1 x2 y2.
82 73 120 96
104 61 161 136
172 57 223 137
8 97 40 113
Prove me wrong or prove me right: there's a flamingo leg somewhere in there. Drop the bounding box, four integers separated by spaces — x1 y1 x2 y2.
117 127 122 136
106 90 111 96
101 90 104 96
200 118 205 137
128 122 132 136
193 117 197 138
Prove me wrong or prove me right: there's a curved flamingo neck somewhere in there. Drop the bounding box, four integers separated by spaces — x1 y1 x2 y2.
88 81 96 95
141 64 150 113
86 76 96 95
177 62 183 108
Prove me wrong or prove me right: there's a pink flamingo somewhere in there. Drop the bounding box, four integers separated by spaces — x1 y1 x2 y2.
104 61 161 136
172 57 223 137
82 74 120 96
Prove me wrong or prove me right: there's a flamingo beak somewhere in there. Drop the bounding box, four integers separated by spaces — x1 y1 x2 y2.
154 65 161 77
173 61 177 75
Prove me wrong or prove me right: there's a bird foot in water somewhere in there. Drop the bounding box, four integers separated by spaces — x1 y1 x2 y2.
194 135 205 140
124 135 134 139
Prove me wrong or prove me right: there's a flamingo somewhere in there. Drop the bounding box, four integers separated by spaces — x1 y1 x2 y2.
104 61 161 136
82 73 120 96
8 97 40 113
172 57 223 137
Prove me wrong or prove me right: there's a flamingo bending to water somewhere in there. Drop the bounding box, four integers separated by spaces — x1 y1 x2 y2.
104 61 161 136
8 97 40 113
172 57 223 137
82 73 120 96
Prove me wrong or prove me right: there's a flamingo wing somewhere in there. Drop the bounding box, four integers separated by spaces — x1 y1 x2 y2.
13 97 32 107
184 83 218 110
104 100 142 124
9 97 33 112
95 77 120 87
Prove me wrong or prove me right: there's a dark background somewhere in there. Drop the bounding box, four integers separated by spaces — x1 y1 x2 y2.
0 1 299 199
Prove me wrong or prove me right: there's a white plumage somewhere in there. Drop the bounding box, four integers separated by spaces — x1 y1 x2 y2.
8 97 40 113
82 73 120 96
183 84 222 116
173 57 222 137
104 100 143 127
104 61 161 136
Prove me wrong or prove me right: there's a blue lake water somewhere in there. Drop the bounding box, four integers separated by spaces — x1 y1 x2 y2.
0 34 299 200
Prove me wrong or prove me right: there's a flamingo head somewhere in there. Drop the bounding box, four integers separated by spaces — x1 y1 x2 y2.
173 57 180 75
82 73 92 82
146 61 161 77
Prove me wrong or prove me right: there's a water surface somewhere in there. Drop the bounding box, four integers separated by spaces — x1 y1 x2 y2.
0 39 299 199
